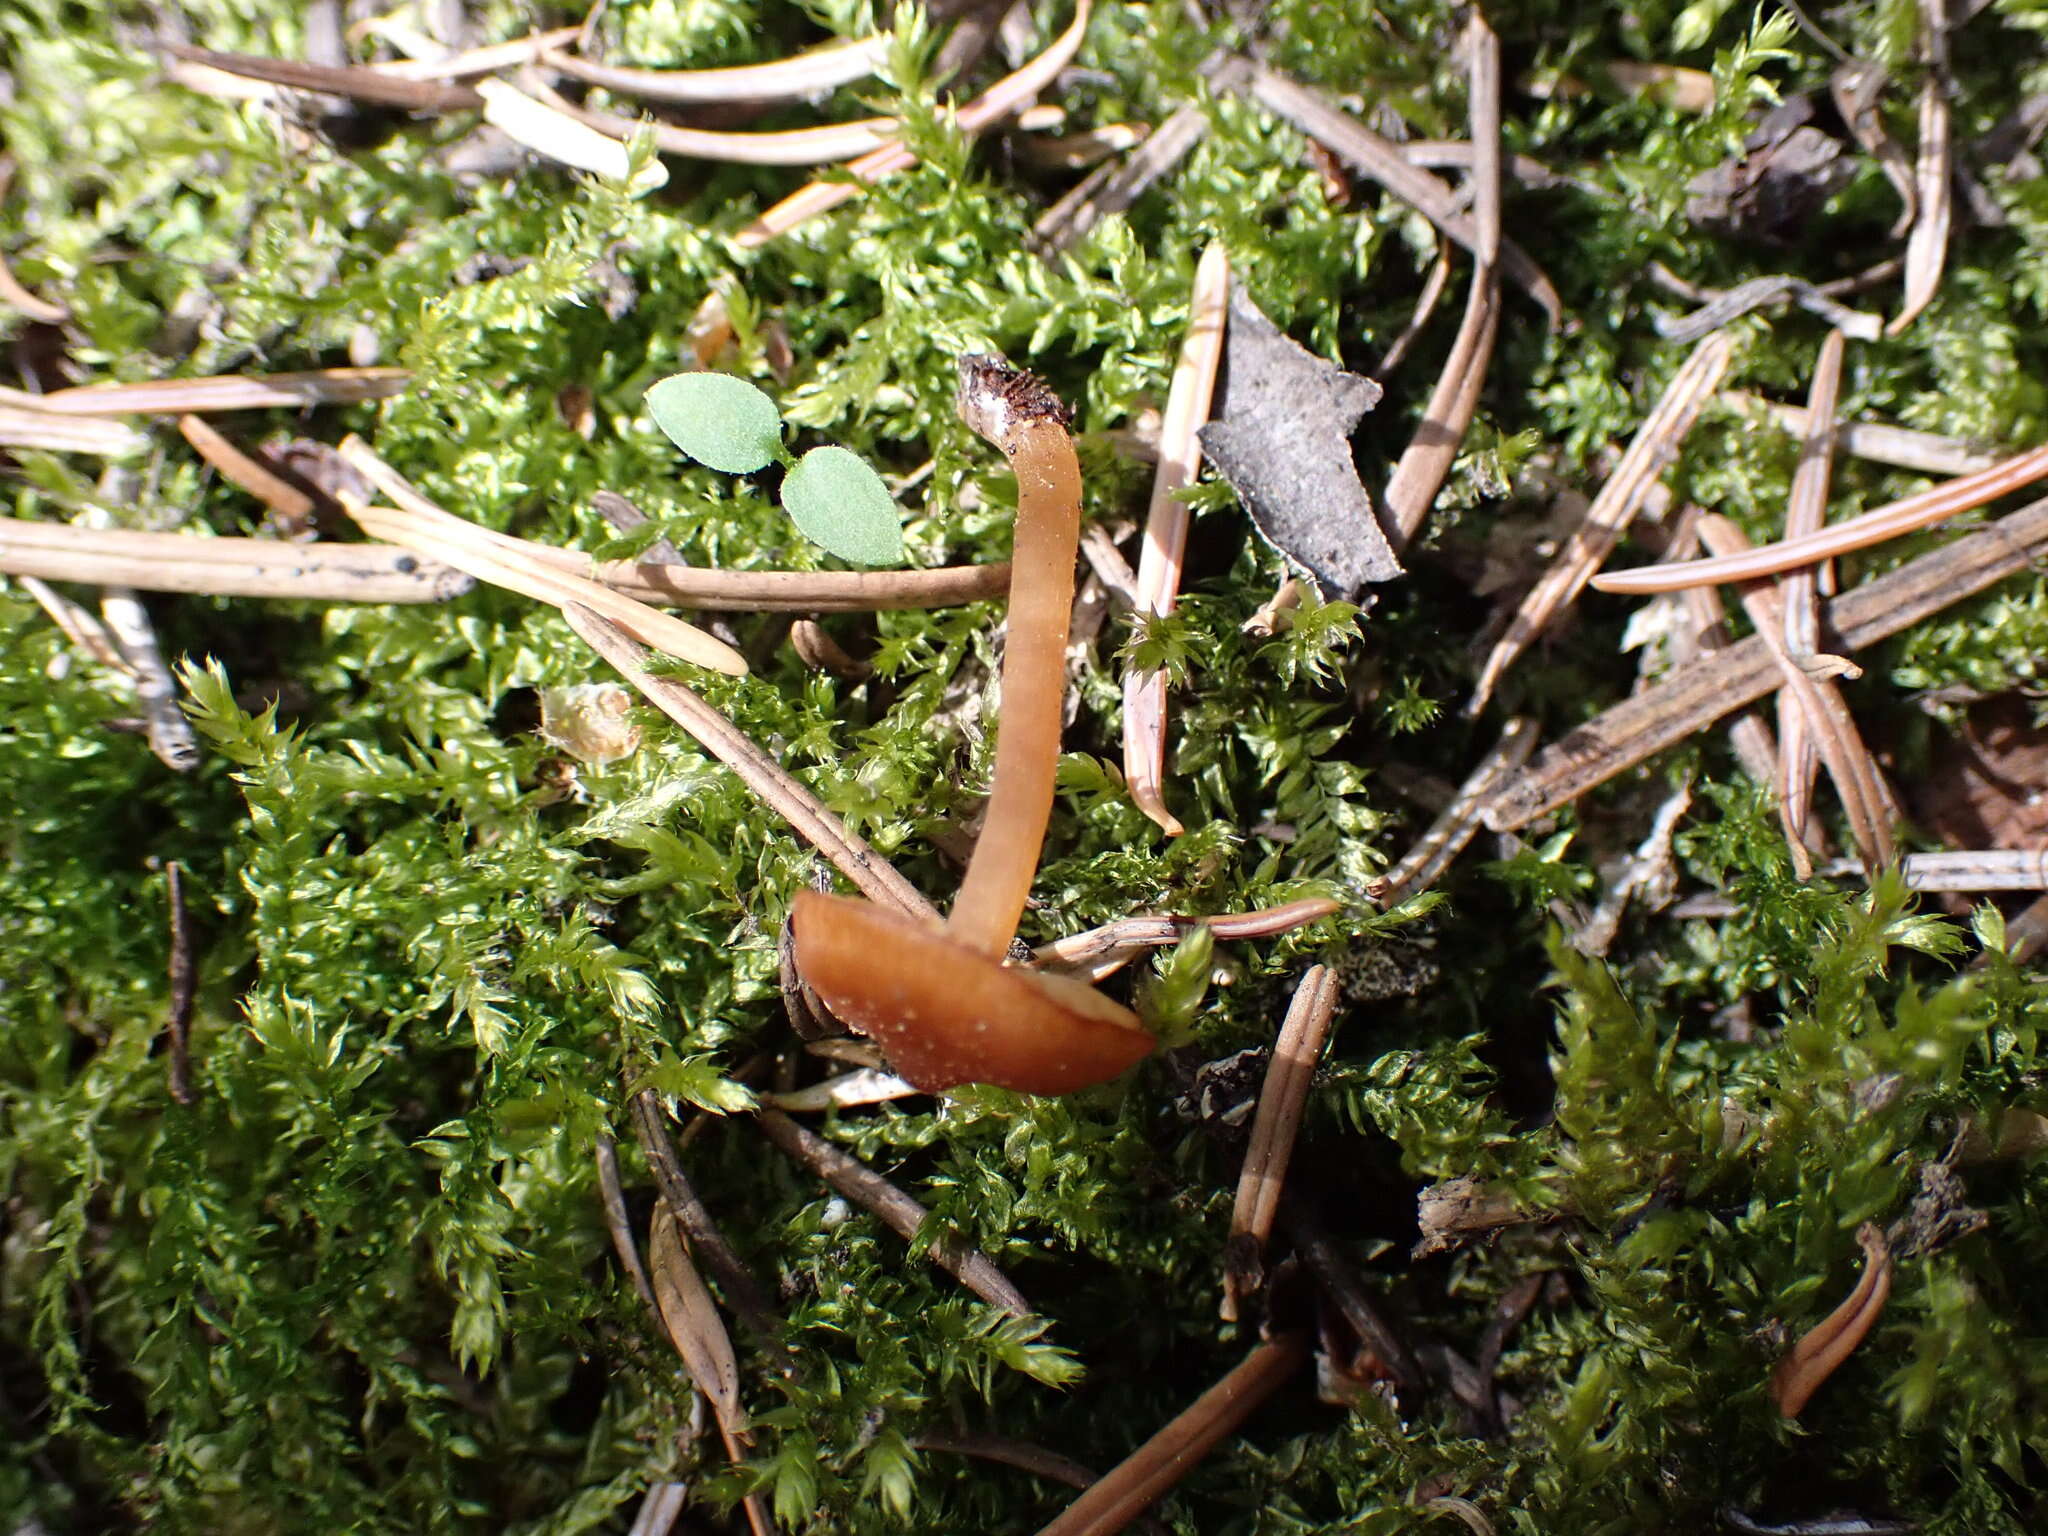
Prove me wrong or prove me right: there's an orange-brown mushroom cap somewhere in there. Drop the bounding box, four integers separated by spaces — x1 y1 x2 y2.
791 890 1154 1095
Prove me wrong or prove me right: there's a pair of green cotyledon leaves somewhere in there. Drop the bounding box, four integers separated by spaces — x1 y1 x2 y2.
646 373 905 567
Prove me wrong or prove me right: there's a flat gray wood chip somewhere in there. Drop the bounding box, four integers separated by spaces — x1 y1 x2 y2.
1198 286 1399 598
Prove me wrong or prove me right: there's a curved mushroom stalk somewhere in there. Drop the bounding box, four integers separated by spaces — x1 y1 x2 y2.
789 355 1155 1094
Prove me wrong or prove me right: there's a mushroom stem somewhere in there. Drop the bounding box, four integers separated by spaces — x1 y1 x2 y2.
947 356 1085 959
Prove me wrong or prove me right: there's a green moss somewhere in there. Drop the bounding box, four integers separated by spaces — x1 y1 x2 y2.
6 0 2048 1531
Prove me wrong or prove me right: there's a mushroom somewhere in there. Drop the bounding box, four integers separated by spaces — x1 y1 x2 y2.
790 356 1155 1095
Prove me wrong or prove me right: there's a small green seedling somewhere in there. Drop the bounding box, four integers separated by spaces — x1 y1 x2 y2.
646 373 905 566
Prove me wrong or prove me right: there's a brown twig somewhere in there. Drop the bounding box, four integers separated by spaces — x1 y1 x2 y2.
1282 1202 1423 1393
565 606 935 920
337 437 748 674
538 33 890 103
1029 897 1340 983
1376 717 1537 906
0 405 145 456
521 71 893 165
162 861 198 1105
1223 966 1340 1321
1690 509 1896 873
177 415 316 526
1235 61 1561 325
0 163 68 325
161 42 485 110
595 1134 656 1308
1590 440 2048 595
585 556 1010 613
99 582 200 772
645 1203 766 1536
16 576 126 670
913 1434 1170 1536
1381 19 1502 553
1887 0 1951 336
1775 330 1848 860
753 1107 1030 1315
1374 239 1453 377
1771 1224 1893 1417
0 521 472 604
1470 331 1733 714
734 0 1092 249
1124 242 1229 835
629 1091 781 1343
9 367 409 415
1031 1333 1309 1536
363 27 585 80
1723 393 1998 478
1031 100 1207 254
1486 492 2048 831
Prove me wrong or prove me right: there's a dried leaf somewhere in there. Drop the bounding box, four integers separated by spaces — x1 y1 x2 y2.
648 1206 748 1439
1197 287 1394 599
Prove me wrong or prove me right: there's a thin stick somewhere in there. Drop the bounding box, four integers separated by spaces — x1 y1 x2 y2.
1463 12 1501 269
1771 1224 1893 1416
571 554 1010 612
1379 15 1500 551
913 1433 1169 1535
0 521 471 603
347 497 745 672
0 404 145 456
1124 243 1229 835
1238 62 1561 325
521 72 893 165
16 575 127 670
1724 394 1999 478
538 34 889 103
1031 1334 1308 1536
1887 0 1951 337
1469 330 1733 713
1376 717 1536 905
596 1134 656 1308
565 606 934 920
1383 272 1499 550
754 1107 1030 1315
1030 99 1207 255
335 437 745 673
1030 897 1340 983
100 586 200 771
629 1092 781 1343
1776 330 1847 854
1486 492 2048 831
16 367 409 416
1282 1202 1423 1392
1223 966 1339 1320
735 0 1092 248
1811 850 2048 890
0 245 67 325
1655 273 1881 344
589 490 682 565
178 415 316 525
1696 517 1896 874
1375 238 1453 377
1589 440 2048 595
1671 535 1782 790
160 43 485 110
163 861 198 1104
368 26 585 80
